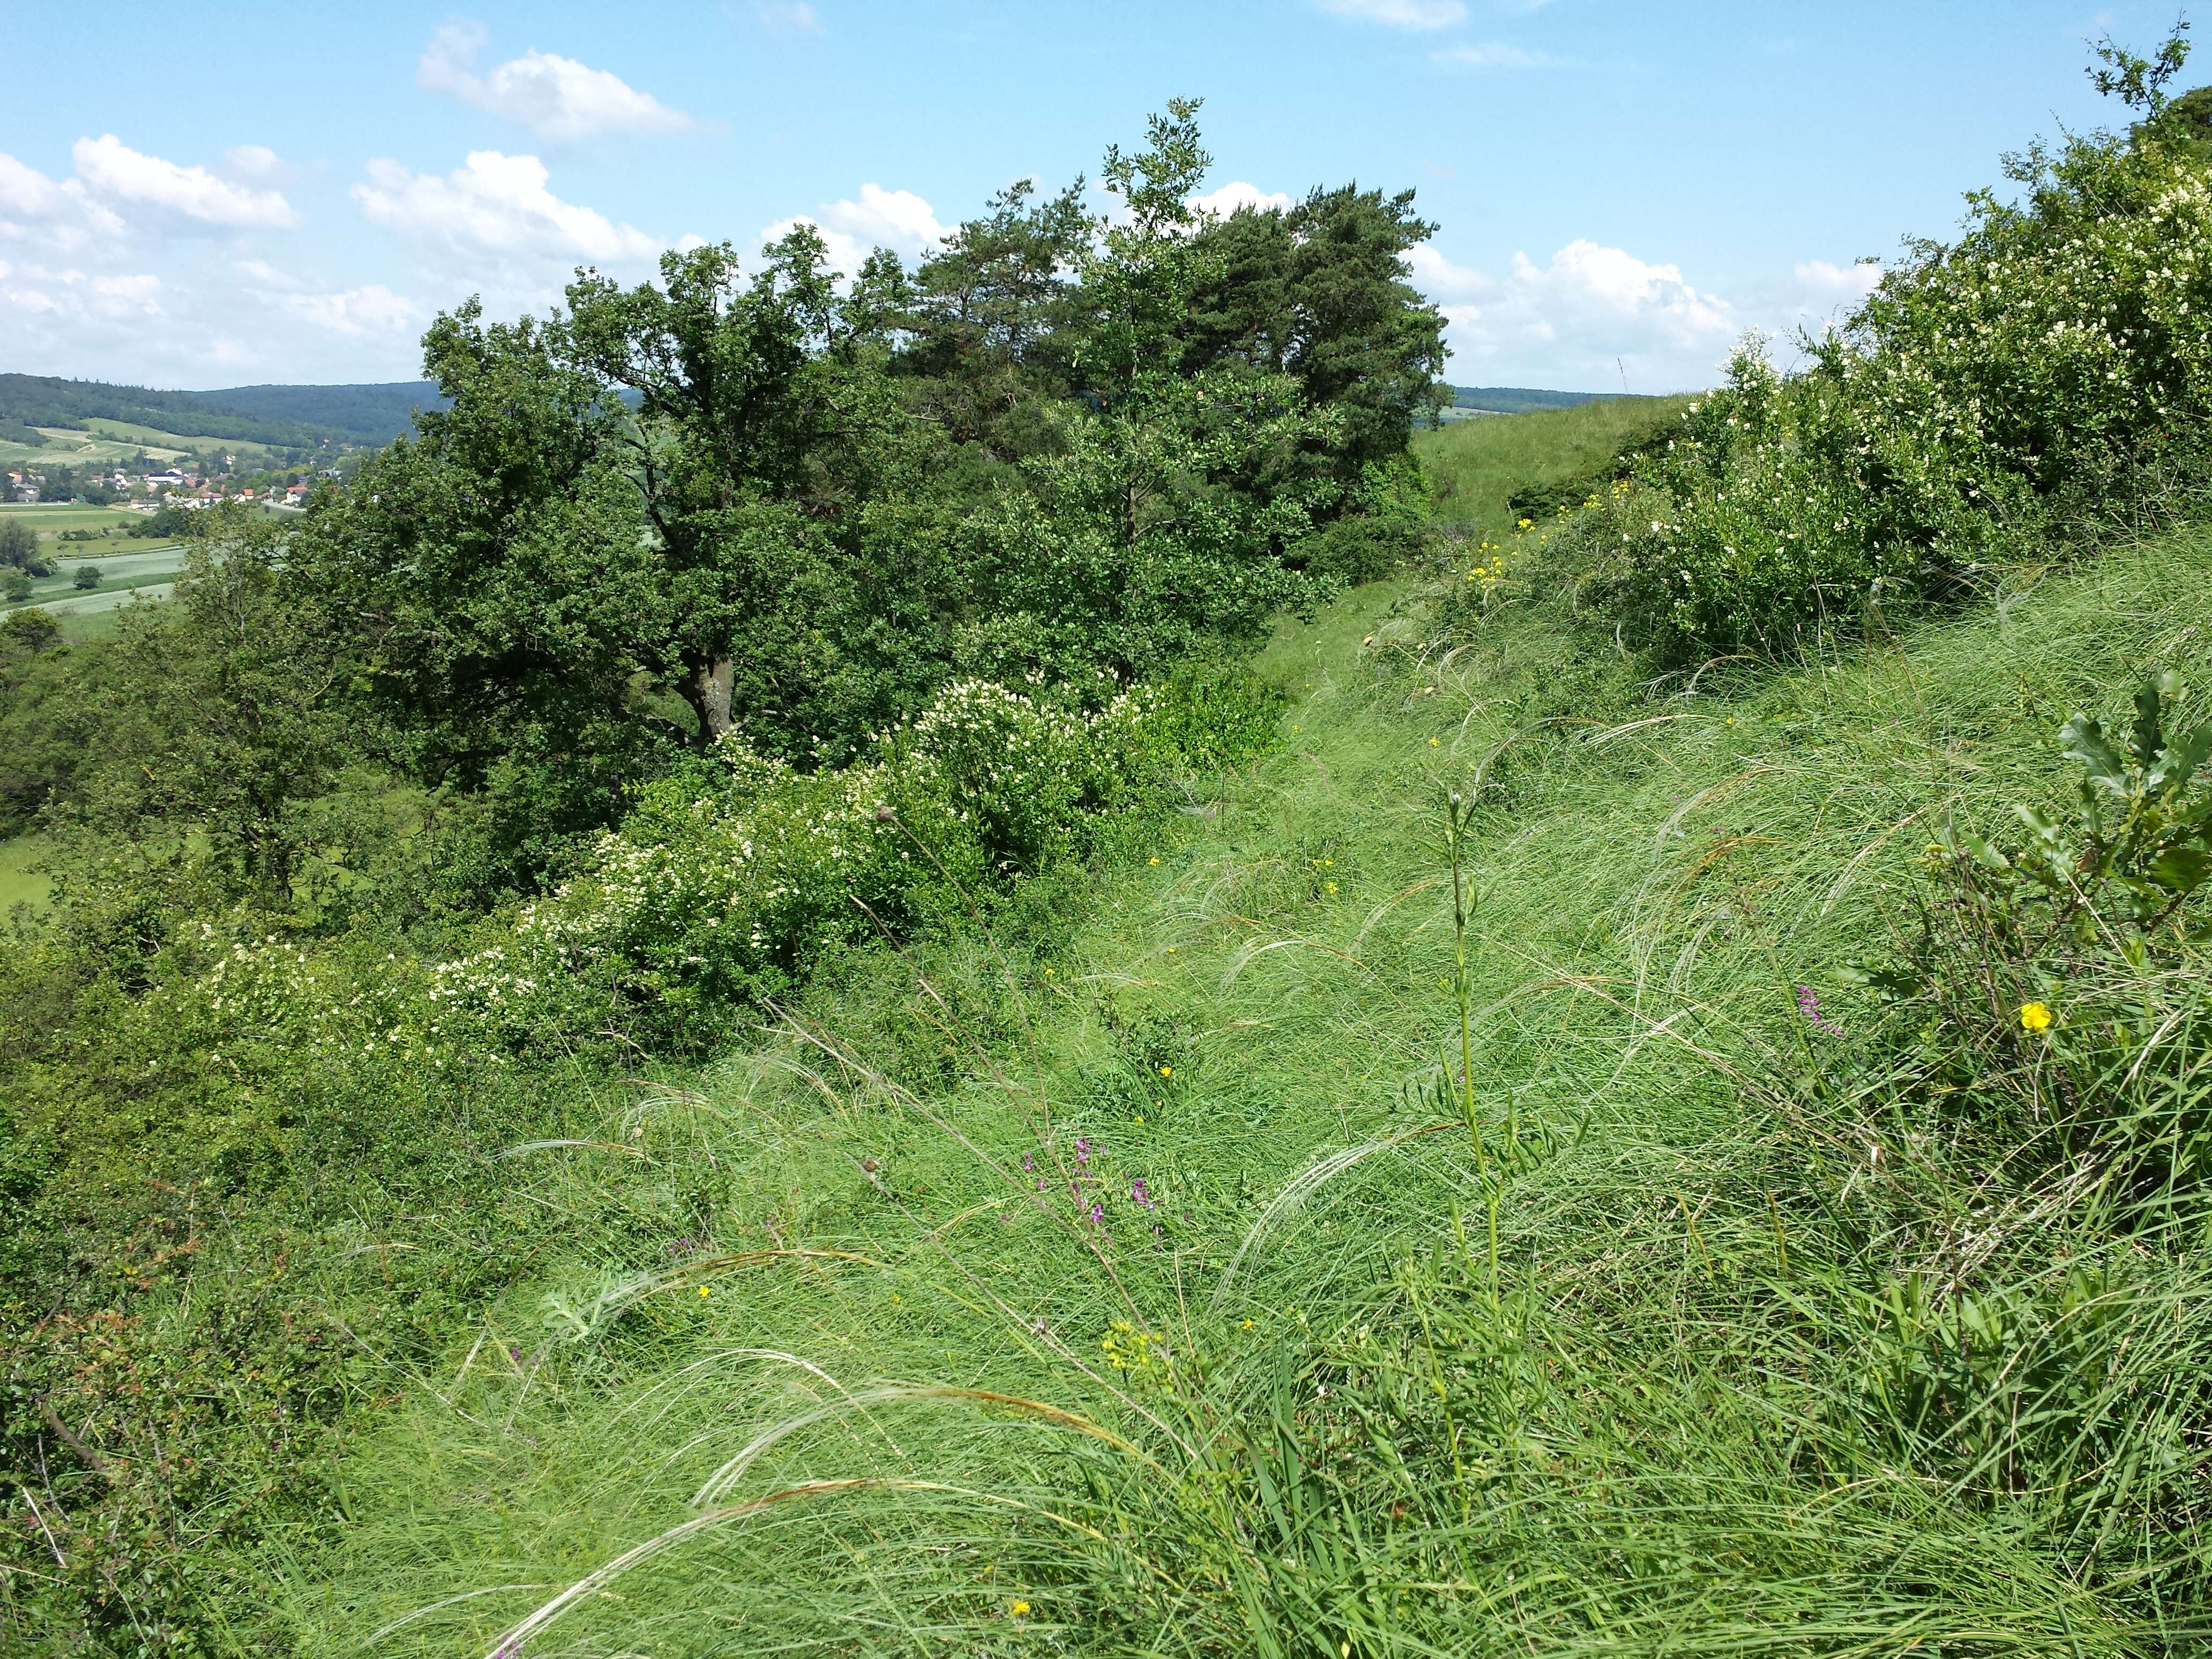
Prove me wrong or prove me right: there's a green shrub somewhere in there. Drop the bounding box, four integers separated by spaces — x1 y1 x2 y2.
431 668 1281 1045
1854 674 2212 1208
1588 104 2212 661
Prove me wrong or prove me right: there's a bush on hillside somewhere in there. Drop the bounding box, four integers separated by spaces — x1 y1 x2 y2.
1575 58 2212 661
1855 674 2212 1207
429 667 1280 1045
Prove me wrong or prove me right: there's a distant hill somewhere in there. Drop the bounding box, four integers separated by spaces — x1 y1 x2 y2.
0 373 355 449
1451 386 1661 415
193 382 450 445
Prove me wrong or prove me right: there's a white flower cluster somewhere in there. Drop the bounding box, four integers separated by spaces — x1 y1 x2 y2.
1593 137 2212 655
428 675 1165 1035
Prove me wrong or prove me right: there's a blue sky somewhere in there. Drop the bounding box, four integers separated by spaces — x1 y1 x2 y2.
0 1 2185 392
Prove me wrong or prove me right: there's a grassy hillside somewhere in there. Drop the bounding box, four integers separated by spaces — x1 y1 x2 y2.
1415 394 1693 532
272 408 2212 1651
0 423 319 475
0 373 356 450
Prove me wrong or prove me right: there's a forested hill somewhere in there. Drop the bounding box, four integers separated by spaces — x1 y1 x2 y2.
189 380 450 444
0 373 360 447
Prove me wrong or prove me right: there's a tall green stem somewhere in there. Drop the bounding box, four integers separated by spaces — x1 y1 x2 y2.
1447 790 1485 1179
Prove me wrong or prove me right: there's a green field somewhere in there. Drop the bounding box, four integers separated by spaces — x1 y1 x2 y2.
0 417 308 473
0 505 180 559
81 416 305 469
0 504 143 532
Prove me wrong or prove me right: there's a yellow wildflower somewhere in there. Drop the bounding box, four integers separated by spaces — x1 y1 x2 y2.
1159 1065 1172 1077
1011 1601 1030 1616
2020 1001 2053 1033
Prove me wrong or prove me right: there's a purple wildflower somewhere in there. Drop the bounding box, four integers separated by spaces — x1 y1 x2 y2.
1087 1200 1104 1225
1022 1152 1034 1172
1797 985 1841 1035
1131 1177 1156 1210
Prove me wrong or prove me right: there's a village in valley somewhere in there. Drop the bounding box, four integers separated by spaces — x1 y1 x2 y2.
6 462 323 510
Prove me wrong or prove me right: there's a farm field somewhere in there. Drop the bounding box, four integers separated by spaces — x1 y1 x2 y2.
0 420 310 473
12 579 177 621
0 504 175 554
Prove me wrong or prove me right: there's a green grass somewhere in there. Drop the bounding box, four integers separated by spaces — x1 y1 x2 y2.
0 834 51 914
80 416 304 469
1414 394 1693 533
282 509 2212 1653
0 420 304 473
0 504 144 532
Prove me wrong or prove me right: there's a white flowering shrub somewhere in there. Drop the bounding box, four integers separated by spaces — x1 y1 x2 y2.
1593 118 2212 659
429 667 1277 1042
899 676 1155 875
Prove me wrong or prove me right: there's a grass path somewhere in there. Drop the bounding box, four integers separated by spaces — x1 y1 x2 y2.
295 528 2212 1654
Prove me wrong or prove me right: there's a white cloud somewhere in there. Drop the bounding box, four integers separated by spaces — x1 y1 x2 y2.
1317 0 1467 28
91 273 163 315
1188 181 1292 219
1406 239 1738 388
418 23 693 143
225 145 282 179
0 151 125 248
763 182 946 273
1431 41 1555 68
355 151 661 263
72 135 297 228
1794 258 1882 298
276 283 422 338
756 2 822 31
235 258 299 288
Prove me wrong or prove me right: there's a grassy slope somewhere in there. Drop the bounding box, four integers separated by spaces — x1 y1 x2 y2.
1 423 309 473
1414 394 1692 533
286 482 2212 1653
0 833 50 913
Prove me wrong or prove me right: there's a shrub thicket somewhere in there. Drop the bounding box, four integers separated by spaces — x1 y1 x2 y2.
1563 55 2212 660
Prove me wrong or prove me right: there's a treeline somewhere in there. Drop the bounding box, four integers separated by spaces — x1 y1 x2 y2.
185 382 449 444
273 99 1444 888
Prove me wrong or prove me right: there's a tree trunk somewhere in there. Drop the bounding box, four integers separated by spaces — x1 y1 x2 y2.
684 654 736 750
